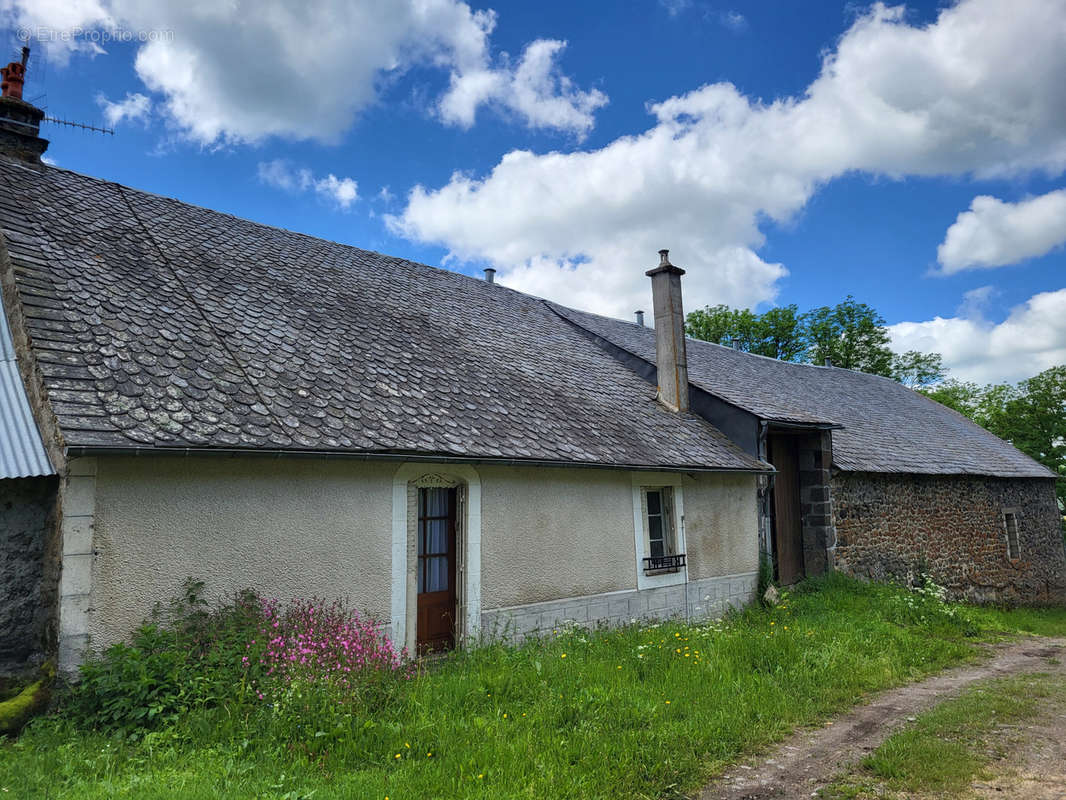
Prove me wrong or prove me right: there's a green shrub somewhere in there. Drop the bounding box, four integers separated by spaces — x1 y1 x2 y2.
64 580 410 742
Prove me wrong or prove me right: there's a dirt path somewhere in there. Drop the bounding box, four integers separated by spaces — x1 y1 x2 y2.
696 637 1066 800
970 687 1066 800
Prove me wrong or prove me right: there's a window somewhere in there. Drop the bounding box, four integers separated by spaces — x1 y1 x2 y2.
646 488 669 558
417 487 453 594
642 487 685 574
1004 510 1020 561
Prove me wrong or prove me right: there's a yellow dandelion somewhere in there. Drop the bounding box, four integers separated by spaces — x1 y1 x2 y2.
478 774 484 779
427 752 433 757
665 700 671 704
561 653 567 658
405 742 410 748
395 753 401 759
503 713 508 718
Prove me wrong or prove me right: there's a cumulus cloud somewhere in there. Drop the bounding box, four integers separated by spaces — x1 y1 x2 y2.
889 289 1066 384
438 39 606 137
95 91 151 126
937 189 1066 273
392 0 1066 318
8 0 604 143
257 160 358 210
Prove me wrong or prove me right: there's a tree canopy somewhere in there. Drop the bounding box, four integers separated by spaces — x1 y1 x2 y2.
684 295 946 387
921 367 1066 510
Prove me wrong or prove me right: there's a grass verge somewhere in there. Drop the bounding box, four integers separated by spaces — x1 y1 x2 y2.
819 671 1066 799
2 574 1066 800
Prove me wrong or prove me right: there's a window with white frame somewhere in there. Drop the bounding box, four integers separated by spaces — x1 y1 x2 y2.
1003 510 1020 560
642 486 685 573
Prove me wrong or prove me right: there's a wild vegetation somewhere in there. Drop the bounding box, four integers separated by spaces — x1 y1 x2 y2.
3 575 1066 799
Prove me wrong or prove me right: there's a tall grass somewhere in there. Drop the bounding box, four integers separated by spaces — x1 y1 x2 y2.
3 574 1066 800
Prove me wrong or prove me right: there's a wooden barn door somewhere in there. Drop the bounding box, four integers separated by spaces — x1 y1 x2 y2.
768 435 805 585
416 487 457 653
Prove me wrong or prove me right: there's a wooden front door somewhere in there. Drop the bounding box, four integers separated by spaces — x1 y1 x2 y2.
768 435 805 585
416 487 457 653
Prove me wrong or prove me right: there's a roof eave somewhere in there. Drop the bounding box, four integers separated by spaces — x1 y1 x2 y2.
64 444 774 474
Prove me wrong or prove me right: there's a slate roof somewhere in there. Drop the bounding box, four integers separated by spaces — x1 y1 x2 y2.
551 304 1057 479
0 157 766 473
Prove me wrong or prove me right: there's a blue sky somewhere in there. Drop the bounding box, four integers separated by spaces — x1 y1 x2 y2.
5 0 1065 384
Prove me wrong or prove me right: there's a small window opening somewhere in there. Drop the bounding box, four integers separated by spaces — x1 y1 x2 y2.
642 487 685 574
1004 511 1020 560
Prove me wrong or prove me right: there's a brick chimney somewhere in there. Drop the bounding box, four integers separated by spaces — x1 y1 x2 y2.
645 249 689 412
0 48 49 164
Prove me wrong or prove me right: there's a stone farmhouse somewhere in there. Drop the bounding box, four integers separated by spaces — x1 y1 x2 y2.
0 65 1062 679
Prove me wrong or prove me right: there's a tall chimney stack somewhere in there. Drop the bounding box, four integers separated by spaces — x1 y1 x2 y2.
645 249 689 412
0 48 49 164
634 310 644 326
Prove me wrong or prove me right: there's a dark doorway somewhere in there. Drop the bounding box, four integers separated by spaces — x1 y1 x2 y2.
768 435 805 585
416 487 457 653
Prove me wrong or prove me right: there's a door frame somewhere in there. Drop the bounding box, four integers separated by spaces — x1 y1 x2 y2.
391 463 482 654
767 434 805 585
415 486 458 653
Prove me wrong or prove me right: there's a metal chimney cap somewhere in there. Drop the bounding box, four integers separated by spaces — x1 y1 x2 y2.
483 267 496 283
635 310 645 326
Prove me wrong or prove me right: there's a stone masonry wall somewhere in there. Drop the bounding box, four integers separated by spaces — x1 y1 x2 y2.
798 430 835 577
832 472 1065 605
0 475 59 678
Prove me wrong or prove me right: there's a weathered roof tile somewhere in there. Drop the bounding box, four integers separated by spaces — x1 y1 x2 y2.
0 159 764 473
551 304 1055 479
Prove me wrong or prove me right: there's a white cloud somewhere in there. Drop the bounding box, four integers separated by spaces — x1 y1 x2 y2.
257 160 358 210
438 39 606 137
937 189 1066 273
95 91 151 126
8 0 604 143
720 11 748 31
659 0 692 18
889 289 1066 384
391 0 1066 319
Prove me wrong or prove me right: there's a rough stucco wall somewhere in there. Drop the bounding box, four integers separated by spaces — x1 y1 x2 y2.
0 476 58 676
833 472 1066 604
90 457 394 649
682 472 759 580
479 466 760 609
478 465 636 608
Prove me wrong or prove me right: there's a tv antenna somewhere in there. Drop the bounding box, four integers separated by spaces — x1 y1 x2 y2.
8 46 115 136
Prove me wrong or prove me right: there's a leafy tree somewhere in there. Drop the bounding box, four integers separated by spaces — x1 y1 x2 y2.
802 296 894 376
920 367 1066 512
891 351 947 388
684 304 805 361
756 305 806 361
920 379 983 417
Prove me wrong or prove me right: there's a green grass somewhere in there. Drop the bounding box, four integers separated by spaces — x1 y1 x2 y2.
821 672 1066 798
3 574 1066 800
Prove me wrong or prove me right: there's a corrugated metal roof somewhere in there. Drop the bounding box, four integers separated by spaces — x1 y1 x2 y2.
0 307 53 478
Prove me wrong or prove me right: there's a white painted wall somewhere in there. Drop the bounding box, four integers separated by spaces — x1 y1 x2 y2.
81 456 759 654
